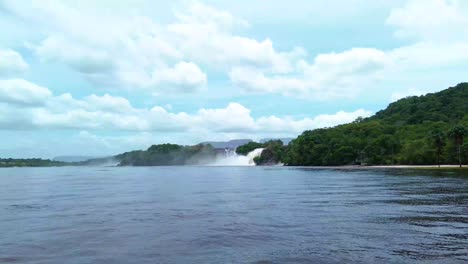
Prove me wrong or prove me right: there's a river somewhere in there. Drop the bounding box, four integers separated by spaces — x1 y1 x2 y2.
0 167 467 263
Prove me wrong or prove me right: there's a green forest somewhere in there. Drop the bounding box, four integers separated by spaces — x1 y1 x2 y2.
251 83 468 166
0 158 68 167
115 143 217 166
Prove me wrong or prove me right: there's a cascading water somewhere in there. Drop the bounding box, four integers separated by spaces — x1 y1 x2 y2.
245 148 264 164
209 148 264 166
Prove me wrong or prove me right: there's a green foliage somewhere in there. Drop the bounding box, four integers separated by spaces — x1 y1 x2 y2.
257 140 287 165
284 83 468 166
116 143 217 166
448 125 467 145
448 125 467 167
429 130 446 167
0 158 68 167
235 142 264 155
236 140 287 165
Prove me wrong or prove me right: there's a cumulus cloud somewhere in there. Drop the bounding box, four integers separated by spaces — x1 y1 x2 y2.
31 36 114 74
0 79 52 106
386 0 468 41
3 0 466 99
173 1 249 30
230 48 391 98
0 79 372 135
2 1 208 92
0 49 29 76
153 62 207 89
1 0 304 93
257 109 372 133
1 0 467 103
231 0 468 99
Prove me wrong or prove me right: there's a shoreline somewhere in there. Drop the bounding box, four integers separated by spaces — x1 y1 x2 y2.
0 164 467 169
366 165 467 169
278 165 468 170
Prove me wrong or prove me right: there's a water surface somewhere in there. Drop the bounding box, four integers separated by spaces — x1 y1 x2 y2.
0 167 467 263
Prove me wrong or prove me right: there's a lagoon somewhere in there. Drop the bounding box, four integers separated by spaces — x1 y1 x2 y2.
0 167 467 263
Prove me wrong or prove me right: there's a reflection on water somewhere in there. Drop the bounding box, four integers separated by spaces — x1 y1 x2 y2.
0 167 467 264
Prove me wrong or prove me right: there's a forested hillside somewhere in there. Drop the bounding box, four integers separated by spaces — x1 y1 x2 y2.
283 83 468 166
116 143 217 166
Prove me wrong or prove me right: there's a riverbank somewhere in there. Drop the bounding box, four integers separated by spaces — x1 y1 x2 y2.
280 165 468 170
368 165 467 169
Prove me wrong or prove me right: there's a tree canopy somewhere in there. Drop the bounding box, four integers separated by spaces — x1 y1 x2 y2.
283 83 468 166
236 83 468 166
116 143 217 166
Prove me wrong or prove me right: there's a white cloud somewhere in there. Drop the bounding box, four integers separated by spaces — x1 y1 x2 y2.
0 49 29 76
230 0 468 99
153 62 207 89
389 42 468 69
167 2 305 73
230 48 391 99
257 109 372 133
2 1 207 92
83 94 134 113
229 67 308 96
2 0 305 93
174 1 249 30
232 0 468 99
194 103 257 132
31 36 114 74
0 79 372 135
1 0 466 103
0 79 52 106
386 0 468 41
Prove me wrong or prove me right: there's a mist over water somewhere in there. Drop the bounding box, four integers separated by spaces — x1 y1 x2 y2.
209 148 264 166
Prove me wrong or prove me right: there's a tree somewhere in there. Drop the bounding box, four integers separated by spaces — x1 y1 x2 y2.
352 116 365 123
235 142 264 155
448 125 467 167
429 130 446 168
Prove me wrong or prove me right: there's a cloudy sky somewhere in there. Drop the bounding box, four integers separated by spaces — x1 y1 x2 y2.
0 0 467 158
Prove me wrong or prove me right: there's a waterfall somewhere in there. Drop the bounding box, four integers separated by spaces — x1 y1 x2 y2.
209 148 264 166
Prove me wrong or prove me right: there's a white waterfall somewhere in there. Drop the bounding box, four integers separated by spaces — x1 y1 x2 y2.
209 148 264 166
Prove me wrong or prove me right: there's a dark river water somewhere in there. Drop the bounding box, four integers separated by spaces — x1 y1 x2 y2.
0 167 467 264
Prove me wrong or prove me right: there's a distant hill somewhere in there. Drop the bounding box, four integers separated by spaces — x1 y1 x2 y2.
283 83 468 166
260 138 294 145
54 156 101 162
115 144 217 166
200 139 252 149
199 138 293 149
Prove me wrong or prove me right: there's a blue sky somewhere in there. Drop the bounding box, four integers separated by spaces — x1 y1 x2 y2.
0 0 467 158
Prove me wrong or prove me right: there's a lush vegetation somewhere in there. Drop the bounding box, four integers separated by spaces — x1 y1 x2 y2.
0 144 218 167
235 83 468 166
234 140 287 165
0 158 69 167
116 143 217 166
253 140 288 165
235 142 265 155
283 83 468 166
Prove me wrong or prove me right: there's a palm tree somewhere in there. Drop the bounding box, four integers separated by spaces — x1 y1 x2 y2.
448 125 467 168
430 130 445 168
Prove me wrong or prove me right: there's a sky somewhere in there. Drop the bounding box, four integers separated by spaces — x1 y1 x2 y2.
0 0 467 158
